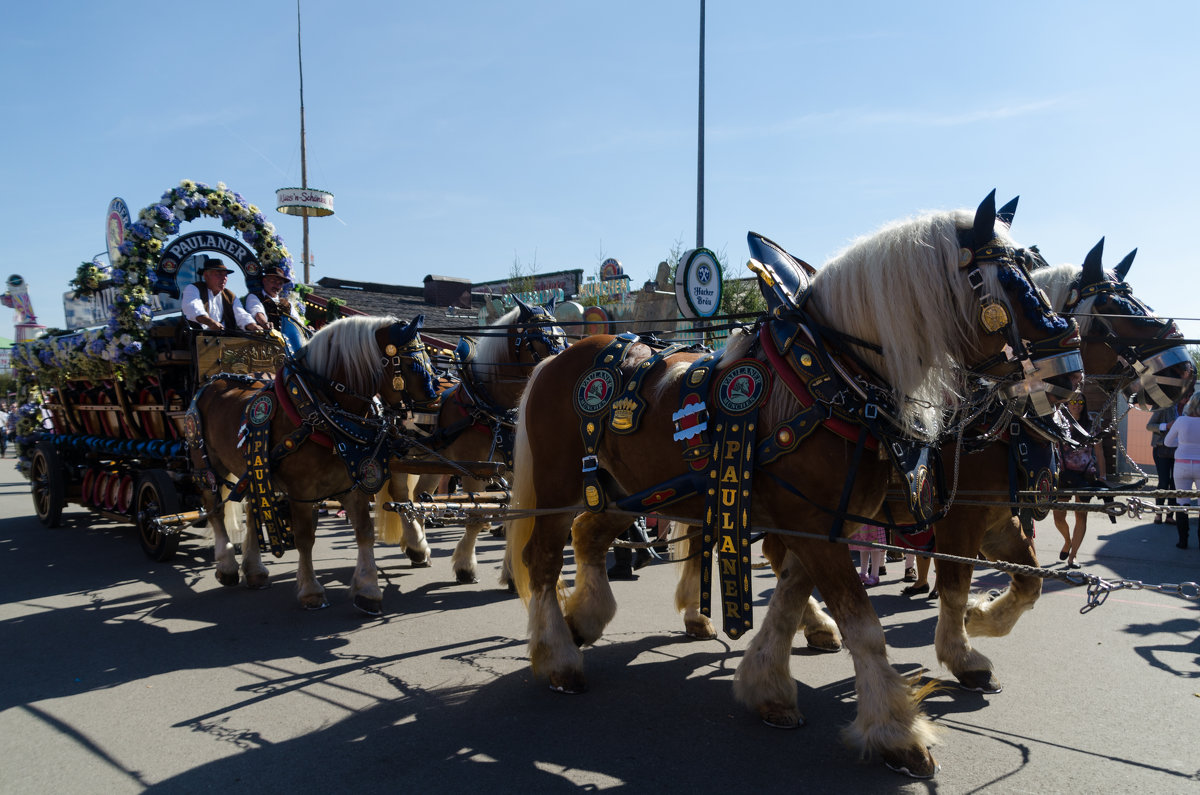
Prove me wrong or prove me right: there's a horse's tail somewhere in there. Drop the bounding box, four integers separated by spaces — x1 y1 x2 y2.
504 379 540 604
375 476 406 546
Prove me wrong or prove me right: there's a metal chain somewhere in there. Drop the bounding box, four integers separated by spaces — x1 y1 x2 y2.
401 500 1200 609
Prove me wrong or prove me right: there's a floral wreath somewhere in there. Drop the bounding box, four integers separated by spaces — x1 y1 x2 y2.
17 180 294 387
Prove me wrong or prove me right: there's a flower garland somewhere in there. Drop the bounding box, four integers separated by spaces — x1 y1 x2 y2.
15 180 294 387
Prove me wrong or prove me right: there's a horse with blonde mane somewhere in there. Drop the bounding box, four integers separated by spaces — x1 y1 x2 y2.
188 315 440 615
504 192 1082 777
376 299 566 583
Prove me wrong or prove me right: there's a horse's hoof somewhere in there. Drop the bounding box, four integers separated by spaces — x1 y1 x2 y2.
406 550 431 567
301 597 330 611
244 571 270 590
804 632 842 652
216 570 240 587
956 670 1003 694
759 704 803 729
353 594 383 617
548 672 588 694
684 619 717 640
454 569 478 584
882 746 939 779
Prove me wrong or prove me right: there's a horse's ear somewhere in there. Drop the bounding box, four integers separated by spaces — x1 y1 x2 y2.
1080 238 1106 286
544 295 557 313
389 315 423 347
1114 248 1137 281
513 296 533 317
972 189 998 245
997 196 1019 226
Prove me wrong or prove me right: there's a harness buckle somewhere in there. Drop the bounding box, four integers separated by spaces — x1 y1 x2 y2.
864 403 878 420
581 454 599 473
967 269 985 291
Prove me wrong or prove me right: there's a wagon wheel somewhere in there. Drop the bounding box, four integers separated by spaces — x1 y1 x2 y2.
30 441 66 528
135 469 181 562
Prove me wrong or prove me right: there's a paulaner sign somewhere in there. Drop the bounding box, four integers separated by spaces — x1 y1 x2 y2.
155 231 259 298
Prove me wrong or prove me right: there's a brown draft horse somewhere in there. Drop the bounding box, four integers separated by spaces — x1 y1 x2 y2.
378 299 566 584
746 238 1193 694
189 315 439 615
505 194 1081 777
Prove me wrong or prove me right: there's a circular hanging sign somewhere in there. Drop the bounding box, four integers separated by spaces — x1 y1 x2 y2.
600 258 624 280
276 187 335 217
106 197 132 266
675 248 723 319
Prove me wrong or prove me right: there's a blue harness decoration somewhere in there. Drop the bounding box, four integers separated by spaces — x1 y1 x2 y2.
242 389 295 557
574 333 639 511
701 357 772 638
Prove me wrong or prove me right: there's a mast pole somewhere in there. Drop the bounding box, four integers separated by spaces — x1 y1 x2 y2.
297 0 311 285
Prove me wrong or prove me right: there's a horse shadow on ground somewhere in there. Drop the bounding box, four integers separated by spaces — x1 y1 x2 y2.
144 634 943 794
1122 616 1200 677
0 510 484 715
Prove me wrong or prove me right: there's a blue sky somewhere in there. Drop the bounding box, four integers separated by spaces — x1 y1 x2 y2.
1 1 1197 340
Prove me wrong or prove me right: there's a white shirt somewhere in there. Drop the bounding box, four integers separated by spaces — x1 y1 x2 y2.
1164 415 1200 461
243 292 303 327
180 283 255 330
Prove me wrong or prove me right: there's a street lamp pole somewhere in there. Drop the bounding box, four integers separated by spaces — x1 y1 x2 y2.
696 0 705 249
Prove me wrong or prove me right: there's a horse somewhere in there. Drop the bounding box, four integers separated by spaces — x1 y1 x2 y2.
892 238 1192 691
377 299 566 584
187 315 440 615
743 236 1194 693
503 192 1082 777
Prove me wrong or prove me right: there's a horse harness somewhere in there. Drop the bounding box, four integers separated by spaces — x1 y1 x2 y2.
569 216 1082 639
186 335 431 558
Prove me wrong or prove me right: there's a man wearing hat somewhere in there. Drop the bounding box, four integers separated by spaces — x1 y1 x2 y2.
181 256 260 332
243 264 303 332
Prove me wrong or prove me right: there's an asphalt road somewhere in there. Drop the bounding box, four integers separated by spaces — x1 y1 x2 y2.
1 454 1197 793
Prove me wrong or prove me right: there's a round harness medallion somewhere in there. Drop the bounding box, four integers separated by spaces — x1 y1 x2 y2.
359 457 384 491
247 393 275 426
575 368 617 415
716 360 770 415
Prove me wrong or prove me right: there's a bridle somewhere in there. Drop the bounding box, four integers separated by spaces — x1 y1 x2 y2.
511 303 567 363
954 236 1082 417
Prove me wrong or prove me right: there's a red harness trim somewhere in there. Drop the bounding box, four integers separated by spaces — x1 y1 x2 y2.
446 384 493 435
273 370 335 449
759 328 879 451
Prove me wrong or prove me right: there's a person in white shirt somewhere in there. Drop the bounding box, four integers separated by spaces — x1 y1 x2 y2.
1164 392 1200 549
243 264 303 332
180 258 260 332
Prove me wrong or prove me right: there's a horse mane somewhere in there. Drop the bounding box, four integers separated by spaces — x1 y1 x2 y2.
1031 264 1097 336
469 305 522 383
301 315 393 394
807 210 1020 437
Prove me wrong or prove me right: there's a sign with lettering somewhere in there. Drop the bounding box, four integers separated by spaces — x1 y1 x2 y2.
675 248 722 319
154 231 259 298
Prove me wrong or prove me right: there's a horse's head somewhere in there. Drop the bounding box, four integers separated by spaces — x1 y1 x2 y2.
376 315 440 411
511 296 567 362
954 190 1083 417
1034 239 1193 409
